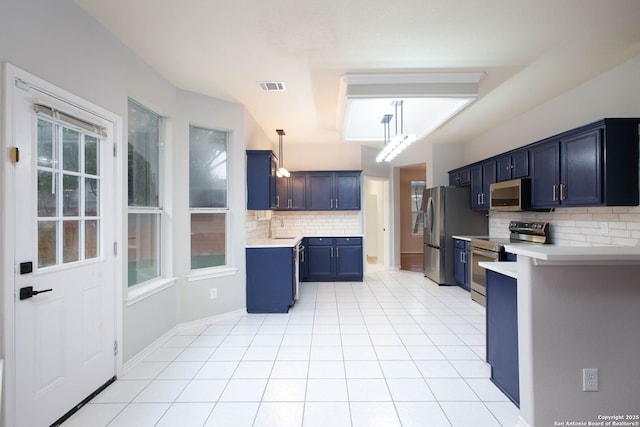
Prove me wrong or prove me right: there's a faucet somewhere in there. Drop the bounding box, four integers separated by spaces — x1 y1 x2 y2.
268 215 284 239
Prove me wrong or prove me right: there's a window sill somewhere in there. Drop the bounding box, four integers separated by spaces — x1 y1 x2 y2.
187 267 238 282
126 277 176 306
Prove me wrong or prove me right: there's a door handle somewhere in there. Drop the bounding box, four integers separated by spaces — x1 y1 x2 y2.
560 184 565 201
19 286 53 300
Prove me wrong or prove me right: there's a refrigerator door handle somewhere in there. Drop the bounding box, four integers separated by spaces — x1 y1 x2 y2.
427 197 435 233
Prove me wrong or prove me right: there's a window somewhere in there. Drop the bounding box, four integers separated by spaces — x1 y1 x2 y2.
189 125 228 270
127 100 162 287
411 180 426 235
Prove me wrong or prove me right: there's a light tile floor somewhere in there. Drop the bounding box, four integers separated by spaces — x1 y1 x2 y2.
64 269 519 427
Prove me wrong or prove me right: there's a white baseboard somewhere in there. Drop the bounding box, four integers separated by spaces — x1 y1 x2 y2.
122 308 247 374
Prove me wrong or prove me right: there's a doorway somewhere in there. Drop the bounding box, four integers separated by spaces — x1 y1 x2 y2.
3 65 121 427
364 177 389 272
399 164 426 272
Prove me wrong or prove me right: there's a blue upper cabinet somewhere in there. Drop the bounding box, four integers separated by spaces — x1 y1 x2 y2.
530 141 561 208
496 149 529 182
470 161 496 210
307 171 361 211
276 172 307 210
246 150 278 210
454 118 639 210
560 130 602 206
449 167 471 186
307 173 334 210
335 172 361 210
530 119 639 208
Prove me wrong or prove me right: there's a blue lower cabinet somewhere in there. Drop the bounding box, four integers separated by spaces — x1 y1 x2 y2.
486 269 519 406
453 239 470 291
304 237 363 282
246 247 295 313
307 243 334 280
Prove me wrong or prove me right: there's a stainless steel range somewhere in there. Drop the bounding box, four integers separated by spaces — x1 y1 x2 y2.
469 221 550 306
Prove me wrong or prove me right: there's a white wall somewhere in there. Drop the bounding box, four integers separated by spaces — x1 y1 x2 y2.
0 0 258 373
174 90 248 324
464 55 640 165
123 52 179 362
285 143 361 170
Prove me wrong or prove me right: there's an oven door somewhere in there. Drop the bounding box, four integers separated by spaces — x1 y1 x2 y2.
470 245 500 306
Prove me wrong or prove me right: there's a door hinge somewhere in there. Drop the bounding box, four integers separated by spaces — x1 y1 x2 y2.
113 144 117 157
113 242 117 256
114 340 118 356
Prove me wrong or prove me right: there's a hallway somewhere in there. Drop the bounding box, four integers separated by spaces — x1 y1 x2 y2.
64 270 518 427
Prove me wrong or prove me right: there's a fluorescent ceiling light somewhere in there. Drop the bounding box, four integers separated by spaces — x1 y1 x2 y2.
338 73 484 143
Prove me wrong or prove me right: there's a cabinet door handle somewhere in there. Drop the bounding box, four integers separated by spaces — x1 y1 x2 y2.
288 199 292 208
276 195 280 208
336 247 339 257
552 185 557 201
560 184 565 201
330 248 333 257
330 199 333 209
477 193 481 205
336 199 339 209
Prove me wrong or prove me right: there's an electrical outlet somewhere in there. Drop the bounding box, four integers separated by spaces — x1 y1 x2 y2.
583 368 598 391
210 288 217 299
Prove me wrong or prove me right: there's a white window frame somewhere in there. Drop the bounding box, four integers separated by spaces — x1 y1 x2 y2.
187 125 236 282
126 99 174 304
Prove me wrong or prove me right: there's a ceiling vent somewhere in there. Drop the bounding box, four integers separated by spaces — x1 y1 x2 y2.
258 81 286 92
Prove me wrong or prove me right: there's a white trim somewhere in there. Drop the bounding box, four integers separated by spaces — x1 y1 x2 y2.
341 72 486 86
122 308 246 374
2 63 123 427
187 267 238 282
126 277 176 306
515 416 530 427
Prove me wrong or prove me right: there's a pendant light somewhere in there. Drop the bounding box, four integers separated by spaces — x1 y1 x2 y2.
376 100 417 163
376 114 393 163
276 129 290 177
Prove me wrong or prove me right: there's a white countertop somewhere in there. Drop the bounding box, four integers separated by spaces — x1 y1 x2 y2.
246 236 303 248
504 244 640 263
246 234 364 248
479 261 518 279
451 235 490 241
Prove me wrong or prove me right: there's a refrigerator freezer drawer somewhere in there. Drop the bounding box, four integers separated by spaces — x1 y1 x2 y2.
424 244 445 284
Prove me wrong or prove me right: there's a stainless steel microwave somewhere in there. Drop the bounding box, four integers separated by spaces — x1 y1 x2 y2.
489 178 531 211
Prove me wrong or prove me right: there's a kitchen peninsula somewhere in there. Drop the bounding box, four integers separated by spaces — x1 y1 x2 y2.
497 245 640 427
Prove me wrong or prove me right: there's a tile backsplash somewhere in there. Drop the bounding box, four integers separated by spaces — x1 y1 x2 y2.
246 210 363 243
489 206 640 246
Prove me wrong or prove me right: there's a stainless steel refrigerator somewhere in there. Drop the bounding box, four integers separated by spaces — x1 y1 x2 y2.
423 186 488 285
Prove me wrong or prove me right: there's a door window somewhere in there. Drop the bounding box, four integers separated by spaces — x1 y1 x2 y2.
36 114 103 269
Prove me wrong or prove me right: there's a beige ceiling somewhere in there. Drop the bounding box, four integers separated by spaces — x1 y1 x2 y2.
75 0 640 148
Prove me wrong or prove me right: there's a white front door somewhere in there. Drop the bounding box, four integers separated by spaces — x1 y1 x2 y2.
10 72 117 426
